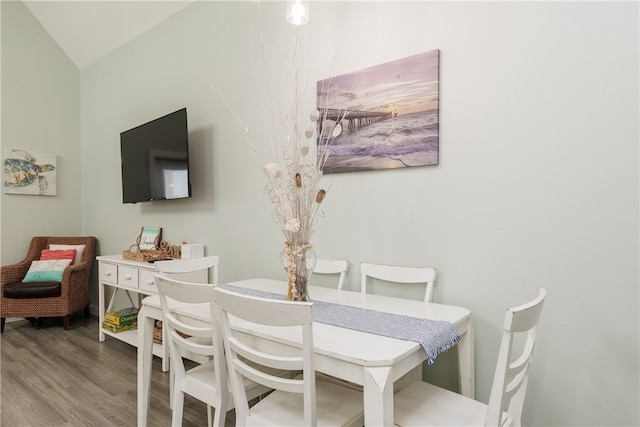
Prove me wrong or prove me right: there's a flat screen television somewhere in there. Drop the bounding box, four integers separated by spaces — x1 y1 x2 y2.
120 108 191 204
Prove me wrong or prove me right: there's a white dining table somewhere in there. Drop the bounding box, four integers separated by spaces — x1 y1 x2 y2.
137 278 474 426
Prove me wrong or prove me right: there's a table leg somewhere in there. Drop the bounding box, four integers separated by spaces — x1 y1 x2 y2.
457 319 475 398
98 282 105 342
137 305 154 427
363 366 393 426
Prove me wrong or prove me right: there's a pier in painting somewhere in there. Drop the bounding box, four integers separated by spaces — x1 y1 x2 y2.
320 108 393 132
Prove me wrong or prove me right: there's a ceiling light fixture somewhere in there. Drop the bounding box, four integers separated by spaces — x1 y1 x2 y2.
287 0 309 25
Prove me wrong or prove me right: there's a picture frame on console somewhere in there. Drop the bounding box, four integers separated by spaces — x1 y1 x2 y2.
137 226 162 250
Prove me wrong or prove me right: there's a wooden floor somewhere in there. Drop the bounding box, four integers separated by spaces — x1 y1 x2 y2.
0 314 235 427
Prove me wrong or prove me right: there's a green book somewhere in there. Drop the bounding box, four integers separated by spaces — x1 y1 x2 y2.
105 307 138 325
102 321 137 333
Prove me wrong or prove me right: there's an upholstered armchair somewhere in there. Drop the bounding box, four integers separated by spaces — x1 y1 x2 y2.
1 236 96 332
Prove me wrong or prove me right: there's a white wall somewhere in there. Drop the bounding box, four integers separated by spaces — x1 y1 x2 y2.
7 1 639 426
0 1 82 263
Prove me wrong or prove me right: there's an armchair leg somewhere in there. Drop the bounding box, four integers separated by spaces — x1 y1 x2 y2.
63 316 70 330
1 318 5 332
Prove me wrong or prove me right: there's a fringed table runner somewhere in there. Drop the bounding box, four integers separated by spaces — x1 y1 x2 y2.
219 284 460 364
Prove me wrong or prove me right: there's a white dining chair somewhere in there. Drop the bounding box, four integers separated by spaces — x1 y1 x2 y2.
154 275 276 427
156 255 221 404
394 288 547 427
155 255 219 284
212 286 365 427
313 258 349 290
360 262 438 303
360 262 438 389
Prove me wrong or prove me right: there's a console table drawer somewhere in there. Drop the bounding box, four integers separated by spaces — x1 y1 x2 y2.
139 269 157 293
118 266 139 289
99 262 118 284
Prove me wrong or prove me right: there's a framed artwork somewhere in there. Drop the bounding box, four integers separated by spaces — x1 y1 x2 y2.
137 226 162 250
3 148 57 196
317 49 440 173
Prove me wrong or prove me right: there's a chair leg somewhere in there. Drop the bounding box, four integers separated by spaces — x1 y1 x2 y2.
214 390 229 427
1 318 5 332
171 389 185 427
63 315 70 330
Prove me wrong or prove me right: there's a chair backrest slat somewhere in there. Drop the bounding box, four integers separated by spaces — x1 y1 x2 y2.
155 255 219 284
485 288 546 426
313 258 349 290
360 262 438 302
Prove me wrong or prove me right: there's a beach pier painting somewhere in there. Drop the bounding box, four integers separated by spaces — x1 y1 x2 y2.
317 49 439 173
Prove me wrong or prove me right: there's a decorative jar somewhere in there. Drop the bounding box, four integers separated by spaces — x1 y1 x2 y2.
281 242 316 301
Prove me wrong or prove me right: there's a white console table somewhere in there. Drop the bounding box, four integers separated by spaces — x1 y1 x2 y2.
97 255 207 371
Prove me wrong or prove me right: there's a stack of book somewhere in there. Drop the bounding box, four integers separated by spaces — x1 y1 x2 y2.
102 306 138 333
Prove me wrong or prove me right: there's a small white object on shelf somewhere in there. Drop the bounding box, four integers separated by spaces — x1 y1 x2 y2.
181 243 203 259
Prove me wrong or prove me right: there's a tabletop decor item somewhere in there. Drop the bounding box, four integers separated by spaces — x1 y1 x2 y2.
122 226 168 261
203 13 345 301
263 106 344 300
261 33 346 301
122 245 168 262
138 226 162 250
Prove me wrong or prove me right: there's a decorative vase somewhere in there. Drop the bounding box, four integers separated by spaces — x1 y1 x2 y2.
281 242 316 301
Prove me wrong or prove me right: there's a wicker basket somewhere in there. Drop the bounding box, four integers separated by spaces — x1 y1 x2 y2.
153 321 190 344
153 326 163 344
122 245 168 262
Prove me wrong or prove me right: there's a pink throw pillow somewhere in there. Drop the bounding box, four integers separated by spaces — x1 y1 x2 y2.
40 249 77 265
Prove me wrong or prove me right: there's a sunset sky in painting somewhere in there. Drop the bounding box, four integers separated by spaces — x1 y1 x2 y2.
317 49 439 116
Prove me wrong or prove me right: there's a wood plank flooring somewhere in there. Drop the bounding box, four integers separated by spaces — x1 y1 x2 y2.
0 314 234 427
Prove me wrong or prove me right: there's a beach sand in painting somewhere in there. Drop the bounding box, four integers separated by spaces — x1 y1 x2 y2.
323 155 407 173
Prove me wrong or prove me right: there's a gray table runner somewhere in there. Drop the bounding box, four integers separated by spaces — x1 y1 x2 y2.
220 284 460 364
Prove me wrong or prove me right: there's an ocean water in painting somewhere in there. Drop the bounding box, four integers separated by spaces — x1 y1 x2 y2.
321 109 438 173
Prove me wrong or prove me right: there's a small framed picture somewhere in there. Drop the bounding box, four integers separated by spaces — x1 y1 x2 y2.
3 148 57 196
137 226 162 250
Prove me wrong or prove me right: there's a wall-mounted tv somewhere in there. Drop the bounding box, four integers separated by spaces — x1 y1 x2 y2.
120 108 191 204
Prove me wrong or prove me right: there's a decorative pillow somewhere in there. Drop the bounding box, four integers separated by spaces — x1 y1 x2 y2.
48 244 85 265
40 249 77 265
23 259 72 282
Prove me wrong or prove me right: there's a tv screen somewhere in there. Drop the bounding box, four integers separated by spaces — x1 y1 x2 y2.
120 108 191 204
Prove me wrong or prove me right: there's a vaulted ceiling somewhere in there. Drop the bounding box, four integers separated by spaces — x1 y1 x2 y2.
23 0 195 69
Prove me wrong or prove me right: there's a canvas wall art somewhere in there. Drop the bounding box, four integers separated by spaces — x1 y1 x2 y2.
317 49 440 173
3 149 57 196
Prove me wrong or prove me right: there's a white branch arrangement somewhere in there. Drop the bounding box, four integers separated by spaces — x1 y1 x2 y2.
261 29 345 250
203 17 346 300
